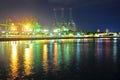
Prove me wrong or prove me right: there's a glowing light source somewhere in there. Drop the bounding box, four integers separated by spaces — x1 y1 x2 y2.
24 25 29 30
11 27 16 31
43 29 49 33
24 25 32 32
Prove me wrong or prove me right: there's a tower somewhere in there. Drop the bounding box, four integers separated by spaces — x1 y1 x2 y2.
6 18 12 31
106 27 109 33
61 8 67 30
97 27 100 32
53 8 59 29
68 8 76 31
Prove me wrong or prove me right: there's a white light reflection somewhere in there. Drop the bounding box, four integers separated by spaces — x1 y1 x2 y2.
96 38 103 63
113 38 117 63
76 39 80 69
49 40 53 59
77 39 80 60
113 38 117 43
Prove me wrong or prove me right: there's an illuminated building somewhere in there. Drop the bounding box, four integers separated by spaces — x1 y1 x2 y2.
0 17 41 35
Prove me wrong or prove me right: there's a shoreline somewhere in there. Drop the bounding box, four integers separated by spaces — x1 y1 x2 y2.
0 36 120 41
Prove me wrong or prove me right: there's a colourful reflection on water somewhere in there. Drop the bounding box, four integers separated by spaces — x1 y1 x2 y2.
84 40 88 59
57 42 62 70
105 38 110 60
24 43 33 76
42 44 48 74
49 40 53 60
49 40 53 70
96 38 103 62
53 42 58 73
9 42 19 79
33 41 42 73
77 39 80 61
64 42 70 68
0 38 119 79
113 38 117 63
76 39 80 68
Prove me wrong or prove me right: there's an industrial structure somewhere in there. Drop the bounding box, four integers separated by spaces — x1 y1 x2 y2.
68 8 76 31
0 9 119 37
53 8 59 29
53 8 76 32
0 17 41 35
60 8 68 31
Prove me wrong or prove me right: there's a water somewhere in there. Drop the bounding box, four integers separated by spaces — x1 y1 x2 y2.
0 38 120 80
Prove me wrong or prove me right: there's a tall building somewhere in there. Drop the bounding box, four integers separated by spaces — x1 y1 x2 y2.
68 8 76 31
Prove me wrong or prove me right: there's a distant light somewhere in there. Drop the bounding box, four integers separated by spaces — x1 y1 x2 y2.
64 28 69 32
1 31 6 33
77 33 80 36
77 39 80 42
43 29 49 33
24 25 29 30
113 38 117 40
24 25 32 32
50 33 53 36
58 33 61 36
11 23 14 26
11 27 16 31
53 29 58 33
113 38 117 43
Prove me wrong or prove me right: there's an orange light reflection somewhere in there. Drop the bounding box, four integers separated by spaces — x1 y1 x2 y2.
53 42 58 71
9 43 19 79
24 44 33 76
42 44 48 74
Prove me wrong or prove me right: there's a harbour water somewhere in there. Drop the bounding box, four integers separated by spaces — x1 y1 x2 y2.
0 38 120 80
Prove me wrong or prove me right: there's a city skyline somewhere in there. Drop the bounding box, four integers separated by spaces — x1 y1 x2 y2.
0 0 120 32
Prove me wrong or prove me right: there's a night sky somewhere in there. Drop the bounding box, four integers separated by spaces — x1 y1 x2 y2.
0 0 120 32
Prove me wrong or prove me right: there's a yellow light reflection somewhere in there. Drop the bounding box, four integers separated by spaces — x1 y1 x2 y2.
24 44 33 76
43 44 48 73
10 43 19 79
53 42 58 71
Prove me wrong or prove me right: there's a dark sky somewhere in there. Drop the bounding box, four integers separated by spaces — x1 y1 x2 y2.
0 0 120 32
